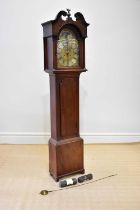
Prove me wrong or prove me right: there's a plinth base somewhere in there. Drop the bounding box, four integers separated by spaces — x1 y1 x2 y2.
49 137 84 181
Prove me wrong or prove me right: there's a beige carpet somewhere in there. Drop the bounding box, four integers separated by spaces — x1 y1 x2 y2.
0 143 140 210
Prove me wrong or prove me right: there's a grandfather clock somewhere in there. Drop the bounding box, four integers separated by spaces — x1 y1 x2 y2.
42 9 89 181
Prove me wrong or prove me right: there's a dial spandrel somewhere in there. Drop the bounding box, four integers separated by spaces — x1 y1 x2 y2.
57 29 79 68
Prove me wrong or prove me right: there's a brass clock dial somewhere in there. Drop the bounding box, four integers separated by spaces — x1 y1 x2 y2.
57 29 79 68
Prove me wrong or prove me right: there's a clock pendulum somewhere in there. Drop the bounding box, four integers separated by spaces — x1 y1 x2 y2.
40 174 117 196
42 9 89 181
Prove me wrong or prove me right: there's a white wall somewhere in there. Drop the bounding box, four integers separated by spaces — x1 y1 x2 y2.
0 0 140 144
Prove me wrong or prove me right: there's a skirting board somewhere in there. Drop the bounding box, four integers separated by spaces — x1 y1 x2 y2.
0 132 140 144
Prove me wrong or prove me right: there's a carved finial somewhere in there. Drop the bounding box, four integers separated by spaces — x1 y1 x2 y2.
66 8 72 20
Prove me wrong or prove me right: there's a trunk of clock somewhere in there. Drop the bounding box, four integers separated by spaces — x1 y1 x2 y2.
48 71 84 181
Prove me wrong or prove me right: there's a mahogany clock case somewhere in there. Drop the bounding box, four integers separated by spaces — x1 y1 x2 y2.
42 10 89 181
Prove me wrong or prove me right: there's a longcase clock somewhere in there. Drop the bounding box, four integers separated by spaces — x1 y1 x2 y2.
42 9 89 181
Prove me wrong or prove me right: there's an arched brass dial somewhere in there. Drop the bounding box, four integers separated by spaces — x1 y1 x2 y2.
57 29 79 68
